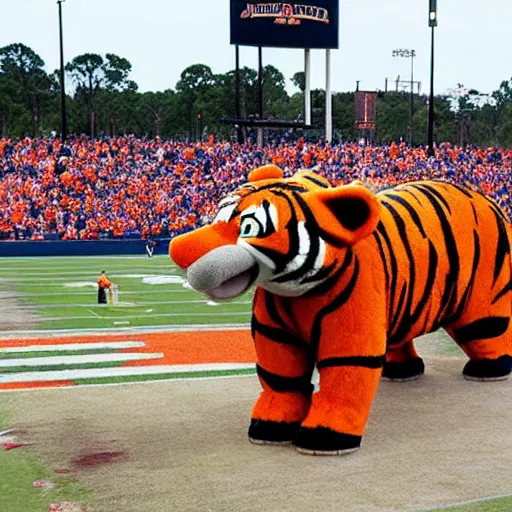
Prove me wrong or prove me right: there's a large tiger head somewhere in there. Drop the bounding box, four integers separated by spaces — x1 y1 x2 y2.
169 165 381 300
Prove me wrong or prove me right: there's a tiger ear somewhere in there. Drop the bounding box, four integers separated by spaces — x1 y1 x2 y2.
303 184 382 246
248 165 284 183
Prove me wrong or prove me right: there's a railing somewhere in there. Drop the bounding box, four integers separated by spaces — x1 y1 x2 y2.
0 238 171 257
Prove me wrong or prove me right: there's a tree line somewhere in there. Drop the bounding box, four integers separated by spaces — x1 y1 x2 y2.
1 42 512 147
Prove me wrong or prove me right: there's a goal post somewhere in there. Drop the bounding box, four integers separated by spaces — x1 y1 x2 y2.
108 284 119 306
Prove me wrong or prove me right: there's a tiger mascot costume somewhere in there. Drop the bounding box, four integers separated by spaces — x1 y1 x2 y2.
169 165 512 456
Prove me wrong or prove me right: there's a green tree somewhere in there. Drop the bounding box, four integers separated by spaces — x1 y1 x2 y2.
66 53 137 137
0 43 52 136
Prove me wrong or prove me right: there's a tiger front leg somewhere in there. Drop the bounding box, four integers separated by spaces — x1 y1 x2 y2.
295 331 386 456
249 318 315 446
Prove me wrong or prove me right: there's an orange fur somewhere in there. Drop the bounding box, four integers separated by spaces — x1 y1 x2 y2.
170 167 512 454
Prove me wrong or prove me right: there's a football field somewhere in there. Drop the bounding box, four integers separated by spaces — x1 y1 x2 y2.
0 255 252 332
1 255 512 512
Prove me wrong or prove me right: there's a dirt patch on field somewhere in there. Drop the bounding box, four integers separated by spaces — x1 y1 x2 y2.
0 291 38 331
3 337 512 512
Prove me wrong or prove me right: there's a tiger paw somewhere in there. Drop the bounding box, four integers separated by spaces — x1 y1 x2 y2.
463 355 512 382
381 357 425 382
248 419 300 445
294 426 361 456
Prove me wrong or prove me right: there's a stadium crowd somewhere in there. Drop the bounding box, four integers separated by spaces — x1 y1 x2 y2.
0 136 511 241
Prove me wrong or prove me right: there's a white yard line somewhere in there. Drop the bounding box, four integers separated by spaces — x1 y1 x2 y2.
8 283 188 288
0 323 251 339
1 256 168 262
0 268 178 276
0 341 146 353
0 290 196 297
0 274 180 282
43 311 251 321
0 352 163 368
87 309 100 318
0 363 255 384
15 300 252 309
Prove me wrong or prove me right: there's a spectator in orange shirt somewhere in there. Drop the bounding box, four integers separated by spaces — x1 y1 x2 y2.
97 270 112 304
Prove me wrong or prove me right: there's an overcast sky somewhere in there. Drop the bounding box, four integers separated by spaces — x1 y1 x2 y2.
2 0 511 97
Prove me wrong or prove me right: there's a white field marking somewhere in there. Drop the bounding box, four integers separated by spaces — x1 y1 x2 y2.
15 300 252 309
43 311 252 321
87 309 100 318
10 282 188 288
143 276 186 285
421 493 512 511
0 274 180 282
64 282 98 289
0 363 255 384
0 341 145 354
0 373 256 393
0 323 251 339
1 256 168 262
0 267 179 276
0 290 198 297
113 321 130 326
0 352 163 368
0 266 179 275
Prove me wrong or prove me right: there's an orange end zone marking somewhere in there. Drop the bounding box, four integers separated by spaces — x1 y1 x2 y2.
0 330 256 366
0 381 74 391
121 330 256 366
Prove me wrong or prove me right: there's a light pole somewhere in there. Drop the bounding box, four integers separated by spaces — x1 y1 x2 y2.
427 0 438 157
57 0 67 141
392 48 416 146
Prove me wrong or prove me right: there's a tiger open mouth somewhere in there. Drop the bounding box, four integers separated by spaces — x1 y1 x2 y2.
205 264 259 300
185 245 261 301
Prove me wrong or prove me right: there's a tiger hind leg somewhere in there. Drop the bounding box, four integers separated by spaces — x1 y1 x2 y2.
382 340 425 382
446 317 512 382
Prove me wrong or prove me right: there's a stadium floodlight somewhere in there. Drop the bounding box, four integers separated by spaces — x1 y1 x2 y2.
393 48 416 146
429 0 438 27
427 0 438 157
57 0 67 140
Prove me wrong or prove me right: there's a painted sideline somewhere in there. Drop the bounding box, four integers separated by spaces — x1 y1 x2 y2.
0 372 256 393
0 363 256 384
0 323 251 340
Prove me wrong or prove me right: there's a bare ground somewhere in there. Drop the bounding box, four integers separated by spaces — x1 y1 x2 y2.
0 291 38 331
2 334 512 512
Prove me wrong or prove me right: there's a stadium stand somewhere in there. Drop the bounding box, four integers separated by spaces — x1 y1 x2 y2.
0 136 510 241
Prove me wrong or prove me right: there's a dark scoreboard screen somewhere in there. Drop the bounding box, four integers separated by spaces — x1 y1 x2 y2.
230 1 339 49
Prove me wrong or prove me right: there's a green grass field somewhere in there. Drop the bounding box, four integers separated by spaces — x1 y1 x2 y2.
0 255 252 331
0 411 91 512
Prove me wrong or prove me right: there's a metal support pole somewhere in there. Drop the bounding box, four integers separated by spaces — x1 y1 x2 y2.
409 52 414 146
257 46 264 147
304 49 311 125
325 49 332 143
58 0 67 140
235 45 243 143
427 26 435 157
258 46 264 119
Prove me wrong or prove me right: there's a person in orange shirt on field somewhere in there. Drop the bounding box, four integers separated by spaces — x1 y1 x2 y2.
97 270 113 304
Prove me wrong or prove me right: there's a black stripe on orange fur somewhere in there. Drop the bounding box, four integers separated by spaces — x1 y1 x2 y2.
256 365 313 395
252 316 310 351
445 230 481 325
310 258 360 354
454 317 510 345
317 355 386 370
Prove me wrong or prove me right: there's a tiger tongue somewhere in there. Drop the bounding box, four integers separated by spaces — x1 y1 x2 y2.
206 270 254 300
